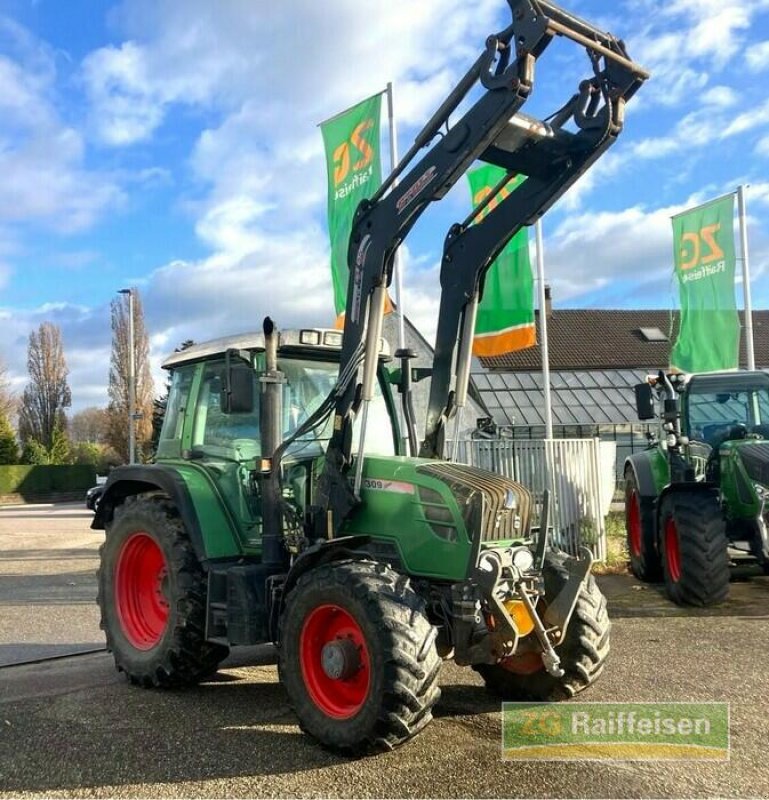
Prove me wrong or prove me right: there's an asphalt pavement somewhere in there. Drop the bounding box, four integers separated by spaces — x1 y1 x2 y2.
0 503 104 666
1 503 768 798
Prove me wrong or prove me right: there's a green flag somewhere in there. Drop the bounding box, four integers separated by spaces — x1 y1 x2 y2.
467 165 535 357
320 93 383 322
670 195 740 373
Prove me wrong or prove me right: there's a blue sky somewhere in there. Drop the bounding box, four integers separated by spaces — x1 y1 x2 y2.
1 0 768 413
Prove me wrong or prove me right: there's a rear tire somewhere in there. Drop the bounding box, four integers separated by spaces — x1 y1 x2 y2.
474 550 610 701
624 469 662 582
97 495 228 687
278 560 441 754
659 492 729 606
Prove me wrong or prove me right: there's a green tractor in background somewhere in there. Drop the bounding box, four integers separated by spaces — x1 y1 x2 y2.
624 370 769 606
93 0 647 752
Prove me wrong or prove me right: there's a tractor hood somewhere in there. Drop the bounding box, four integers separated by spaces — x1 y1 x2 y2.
736 441 769 487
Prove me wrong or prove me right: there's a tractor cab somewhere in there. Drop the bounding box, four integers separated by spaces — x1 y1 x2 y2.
152 328 398 551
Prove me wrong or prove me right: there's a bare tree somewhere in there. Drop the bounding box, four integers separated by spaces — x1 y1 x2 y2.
18 323 72 449
107 289 155 462
0 358 15 421
70 406 110 444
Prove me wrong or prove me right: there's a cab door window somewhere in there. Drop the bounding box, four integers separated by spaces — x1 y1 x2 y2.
193 361 261 462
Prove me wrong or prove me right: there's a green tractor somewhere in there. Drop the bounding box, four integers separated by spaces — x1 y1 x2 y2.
94 0 646 752
625 370 769 606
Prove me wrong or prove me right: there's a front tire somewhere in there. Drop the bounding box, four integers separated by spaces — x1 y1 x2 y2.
474 550 610 701
278 560 441 754
659 492 729 606
624 469 662 581
97 495 228 687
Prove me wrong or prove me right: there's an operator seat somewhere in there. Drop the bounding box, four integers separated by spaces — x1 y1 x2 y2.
702 423 747 448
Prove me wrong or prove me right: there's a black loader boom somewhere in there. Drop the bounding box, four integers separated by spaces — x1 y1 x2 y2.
421 6 647 458
312 0 648 538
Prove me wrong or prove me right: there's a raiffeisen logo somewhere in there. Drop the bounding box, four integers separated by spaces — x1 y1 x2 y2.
502 702 729 761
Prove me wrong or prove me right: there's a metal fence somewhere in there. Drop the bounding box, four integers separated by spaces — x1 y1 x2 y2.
490 423 655 489
454 438 615 561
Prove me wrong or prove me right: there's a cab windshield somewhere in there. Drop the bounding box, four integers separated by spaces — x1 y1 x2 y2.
281 358 396 459
687 384 769 444
185 356 396 463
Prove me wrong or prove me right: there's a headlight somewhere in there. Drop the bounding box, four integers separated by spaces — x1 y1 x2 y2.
511 547 534 573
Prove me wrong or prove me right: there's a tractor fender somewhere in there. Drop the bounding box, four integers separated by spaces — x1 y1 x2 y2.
283 535 373 599
624 451 662 501
91 464 215 565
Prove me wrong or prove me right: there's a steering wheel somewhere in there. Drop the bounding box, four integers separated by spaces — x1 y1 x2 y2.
729 422 748 440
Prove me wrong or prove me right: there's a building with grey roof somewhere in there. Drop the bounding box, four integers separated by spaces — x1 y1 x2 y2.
471 307 769 432
469 306 769 482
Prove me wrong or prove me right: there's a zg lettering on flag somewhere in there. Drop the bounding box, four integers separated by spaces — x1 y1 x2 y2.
467 165 535 357
320 94 384 324
670 195 740 373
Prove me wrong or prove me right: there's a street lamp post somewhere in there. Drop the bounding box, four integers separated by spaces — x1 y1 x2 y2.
119 288 136 465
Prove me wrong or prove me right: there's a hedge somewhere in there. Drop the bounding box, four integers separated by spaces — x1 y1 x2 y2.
0 465 97 497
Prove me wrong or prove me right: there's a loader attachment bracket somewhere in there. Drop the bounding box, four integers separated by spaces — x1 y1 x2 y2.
542 545 593 633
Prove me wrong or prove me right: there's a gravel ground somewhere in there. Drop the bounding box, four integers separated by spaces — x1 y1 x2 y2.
0 503 768 798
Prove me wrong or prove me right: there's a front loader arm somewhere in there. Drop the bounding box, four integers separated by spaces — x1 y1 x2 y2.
313 1 554 538
421 13 648 458
313 0 648 539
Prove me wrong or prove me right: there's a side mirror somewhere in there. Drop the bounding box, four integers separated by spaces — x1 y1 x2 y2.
221 365 255 414
634 383 655 421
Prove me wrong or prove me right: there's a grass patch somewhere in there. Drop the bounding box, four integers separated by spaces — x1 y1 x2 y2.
593 510 629 575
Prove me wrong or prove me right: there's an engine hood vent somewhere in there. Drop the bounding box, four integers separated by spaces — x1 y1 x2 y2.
416 462 532 543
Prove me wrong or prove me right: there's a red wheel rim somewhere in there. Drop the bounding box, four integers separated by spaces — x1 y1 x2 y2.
300 604 370 719
627 490 642 558
115 532 169 650
664 517 682 583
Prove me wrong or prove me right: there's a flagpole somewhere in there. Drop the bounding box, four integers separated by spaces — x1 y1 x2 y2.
386 82 406 355
737 184 756 370
535 219 553 439
535 218 556 541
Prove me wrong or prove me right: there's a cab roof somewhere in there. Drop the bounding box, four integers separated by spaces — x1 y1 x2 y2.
687 370 769 394
162 328 391 369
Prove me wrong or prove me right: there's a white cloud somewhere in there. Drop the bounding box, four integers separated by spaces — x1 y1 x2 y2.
83 0 501 147
746 41 769 72
544 202 686 305
700 85 739 109
748 182 769 207
76 0 512 362
0 18 123 233
665 0 752 63
81 41 164 146
756 136 769 158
